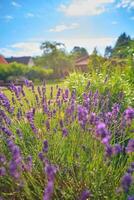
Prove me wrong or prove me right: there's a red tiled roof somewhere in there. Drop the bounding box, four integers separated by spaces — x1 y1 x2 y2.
76 55 89 63
0 55 8 64
75 55 90 66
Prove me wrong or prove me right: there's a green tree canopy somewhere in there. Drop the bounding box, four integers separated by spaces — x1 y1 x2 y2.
71 46 89 58
111 33 132 58
35 41 75 78
104 46 113 58
40 41 65 55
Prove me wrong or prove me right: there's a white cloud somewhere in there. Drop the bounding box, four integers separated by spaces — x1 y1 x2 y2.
25 13 35 18
57 37 116 53
29 36 116 54
11 1 21 8
117 0 134 9
49 23 79 32
0 37 116 57
58 0 115 16
0 42 41 57
3 15 14 22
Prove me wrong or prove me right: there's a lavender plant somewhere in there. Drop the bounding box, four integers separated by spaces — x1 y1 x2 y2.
0 80 134 200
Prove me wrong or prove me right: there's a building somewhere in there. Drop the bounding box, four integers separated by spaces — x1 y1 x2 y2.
6 56 35 67
75 55 89 72
0 55 8 64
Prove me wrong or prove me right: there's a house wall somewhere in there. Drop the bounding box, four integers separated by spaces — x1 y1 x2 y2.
75 57 89 72
76 65 88 72
28 58 35 67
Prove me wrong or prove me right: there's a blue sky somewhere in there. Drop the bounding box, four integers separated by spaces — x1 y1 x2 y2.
0 0 134 57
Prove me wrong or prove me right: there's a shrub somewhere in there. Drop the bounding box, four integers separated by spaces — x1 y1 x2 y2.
66 69 134 108
0 63 53 82
26 67 53 81
65 72 89 101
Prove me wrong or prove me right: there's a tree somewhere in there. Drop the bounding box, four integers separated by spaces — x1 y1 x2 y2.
92 47 98 56
35 41 75 78
111 33 131 58
88 47 106 73
40 41 65 55
104 46 113 58
71 46 89 58
114 32 131 48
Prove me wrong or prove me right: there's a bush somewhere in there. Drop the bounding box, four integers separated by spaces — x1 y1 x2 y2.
65 72 89 101
26 67 53 81
66 68 134 108
0 63 53 82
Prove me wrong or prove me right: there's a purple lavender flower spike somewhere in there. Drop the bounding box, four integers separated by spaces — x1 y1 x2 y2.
59 119 64 128
0 154 6 164
124 108 134 123
56 88 61 99
62 128 68 137
9 84 21 99
26 110 38 134
43 164 58 200
78 105 88 128
101 136 111 145
128 196 134 200
113 144 122 155
21 88 25 97
12 146 22 164
121 173 132 192
45 164 57 181
38 152 44 161
0 109 11 125
1 127 12 136
50 86 53 99
24 79 30 87
127 168 134 174
9 160 20 179
35 94 39 105
25 155 32 172
43 140 49 153
96 122 109 139
90 113 97 125
17 108 22 120
131 162 134 169
126 139 134 153
104 112 112 125
65 88 69 99
93 90 99 107
6 139 14 149
0 167 6 176
0 92 11 111
37 86 42 97
12 96 15 104
105 144 113 157
79 189 91 200
112 103 120 119
46 120 50 131
43 180 54 200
